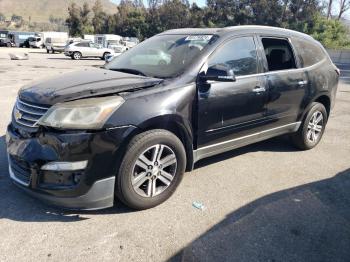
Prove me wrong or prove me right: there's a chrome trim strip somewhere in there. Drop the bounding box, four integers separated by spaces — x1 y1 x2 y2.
15 118 37 128
16 101 45 116
234 58 327 80
20 114 38 122
18 99 50 110
194 122 301 163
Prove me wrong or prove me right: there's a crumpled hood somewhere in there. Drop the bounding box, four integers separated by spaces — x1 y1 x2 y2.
19 68 163 105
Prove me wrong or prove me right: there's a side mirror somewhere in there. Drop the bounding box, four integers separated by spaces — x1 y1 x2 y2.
200 64 236 82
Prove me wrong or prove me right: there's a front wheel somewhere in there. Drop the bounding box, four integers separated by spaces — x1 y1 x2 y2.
116 130 186 210
102 52 110 60
72 52 82 60
290 102 328 150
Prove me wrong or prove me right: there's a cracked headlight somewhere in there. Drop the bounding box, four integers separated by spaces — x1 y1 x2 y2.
37 96 124 130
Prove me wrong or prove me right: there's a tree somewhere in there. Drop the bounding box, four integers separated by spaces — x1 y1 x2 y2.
92 0 106 33
337 0 350 19
81 2 94 34
11 14 23 23
0 13 5 22
307 15 350 48
66 3 82 36
327 0 334 19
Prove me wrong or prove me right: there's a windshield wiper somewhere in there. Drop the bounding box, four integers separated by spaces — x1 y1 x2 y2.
109 68 147 77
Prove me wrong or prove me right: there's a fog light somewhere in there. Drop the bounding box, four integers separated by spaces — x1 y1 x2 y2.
41 161 88 171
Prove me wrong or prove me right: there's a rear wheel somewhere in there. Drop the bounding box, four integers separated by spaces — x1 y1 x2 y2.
290 102 328 150
116 130 186 210
46 49 49 53
72 52 82 60
102 52 110 60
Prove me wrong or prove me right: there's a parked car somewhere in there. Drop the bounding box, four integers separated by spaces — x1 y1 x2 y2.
6 26 339 210
45 37 68 53
22 37 34 48
0 38 14 47
29 36 44 48
64 41 114 60
107 40 128 53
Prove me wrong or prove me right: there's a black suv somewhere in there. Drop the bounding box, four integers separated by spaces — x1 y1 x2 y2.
6 26 339 210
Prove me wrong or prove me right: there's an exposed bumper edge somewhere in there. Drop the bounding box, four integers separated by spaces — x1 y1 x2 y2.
10 164 115 210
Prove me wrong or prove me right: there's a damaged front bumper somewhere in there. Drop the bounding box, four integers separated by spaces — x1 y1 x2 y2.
6 124 137 210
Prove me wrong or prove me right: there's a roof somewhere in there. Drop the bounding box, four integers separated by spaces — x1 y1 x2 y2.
161 25 313 41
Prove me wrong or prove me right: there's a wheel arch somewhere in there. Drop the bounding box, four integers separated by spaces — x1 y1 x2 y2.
300 93 331 122
314 94 331 117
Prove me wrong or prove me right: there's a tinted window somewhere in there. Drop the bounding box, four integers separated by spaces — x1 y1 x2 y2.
292 38 326 67
261 38 297 71
77 42 89 47
208 37 258 76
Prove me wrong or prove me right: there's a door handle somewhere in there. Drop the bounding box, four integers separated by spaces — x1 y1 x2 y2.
298 80 308 86
253 87 266 93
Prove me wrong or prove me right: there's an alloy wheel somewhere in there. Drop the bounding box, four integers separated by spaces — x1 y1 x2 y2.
307 110 324 143
131 144 177 198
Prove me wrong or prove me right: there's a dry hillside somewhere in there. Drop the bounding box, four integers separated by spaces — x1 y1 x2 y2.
0 0 118 23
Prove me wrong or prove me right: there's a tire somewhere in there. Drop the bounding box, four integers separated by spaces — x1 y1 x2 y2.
46 49 49 53
72 52 82 60
290 102 328 150
102 52 110 60
158 60 167 65
116 129 186 210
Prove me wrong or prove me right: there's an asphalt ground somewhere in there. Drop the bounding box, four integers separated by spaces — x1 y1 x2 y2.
0 48 350 262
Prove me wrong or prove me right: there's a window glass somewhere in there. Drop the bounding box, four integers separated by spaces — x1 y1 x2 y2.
292 38 326 67
261 38 297 71
77 42 89 47
208 37 258 76
106 34 216 79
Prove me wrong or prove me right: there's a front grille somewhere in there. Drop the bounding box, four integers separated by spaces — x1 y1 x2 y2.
9 156 32 186
14 98 50 129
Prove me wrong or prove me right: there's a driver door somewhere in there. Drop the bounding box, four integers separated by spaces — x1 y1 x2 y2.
197 36 269 148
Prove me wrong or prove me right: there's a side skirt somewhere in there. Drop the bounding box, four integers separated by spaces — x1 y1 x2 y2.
193 122 301 163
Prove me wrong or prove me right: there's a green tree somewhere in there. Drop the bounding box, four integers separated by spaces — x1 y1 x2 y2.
92 0 106 34
307 15 350 48
81 2 94 34
66 3 82 36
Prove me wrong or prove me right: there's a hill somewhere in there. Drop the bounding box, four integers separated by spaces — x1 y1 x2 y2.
0 0 118 23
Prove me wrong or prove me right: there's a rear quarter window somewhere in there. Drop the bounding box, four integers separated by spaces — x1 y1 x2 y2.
292 38 327 67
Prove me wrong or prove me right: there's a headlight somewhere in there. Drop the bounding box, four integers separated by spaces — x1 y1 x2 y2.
37 96 125 130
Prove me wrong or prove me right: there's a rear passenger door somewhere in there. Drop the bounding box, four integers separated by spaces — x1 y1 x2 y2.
258 37 308 127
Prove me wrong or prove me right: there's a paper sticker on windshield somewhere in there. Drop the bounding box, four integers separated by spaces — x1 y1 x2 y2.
185 35 213 41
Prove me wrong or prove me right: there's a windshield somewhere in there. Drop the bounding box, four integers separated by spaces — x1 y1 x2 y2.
105 34 215 79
